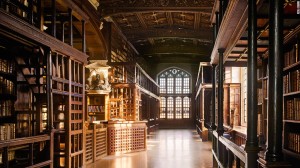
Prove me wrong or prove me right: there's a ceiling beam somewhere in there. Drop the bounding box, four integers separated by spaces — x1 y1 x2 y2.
124 27 213 41
139 43 211 55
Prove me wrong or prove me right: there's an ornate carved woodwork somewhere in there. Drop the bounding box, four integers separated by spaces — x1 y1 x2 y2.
98 0 215 63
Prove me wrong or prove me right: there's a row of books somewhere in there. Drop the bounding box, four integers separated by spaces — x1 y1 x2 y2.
285 98 300 120
257 88 264 104
88 105 105 112
0 123 15 140
0 76 15 95
284 43 300 67
287 132 300 154
0 151 15 164
0 100 14 117
0 58 15 74
283 70 300 93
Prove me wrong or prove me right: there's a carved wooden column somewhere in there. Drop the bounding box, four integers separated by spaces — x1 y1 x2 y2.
244 0 259 167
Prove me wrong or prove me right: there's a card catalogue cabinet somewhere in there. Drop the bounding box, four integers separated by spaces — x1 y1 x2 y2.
107 121 146 155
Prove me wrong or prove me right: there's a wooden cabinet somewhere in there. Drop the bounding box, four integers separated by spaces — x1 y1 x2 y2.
85 123 107 164
107 121 147 155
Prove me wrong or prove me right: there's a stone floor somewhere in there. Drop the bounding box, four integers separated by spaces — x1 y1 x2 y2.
87 129 213 168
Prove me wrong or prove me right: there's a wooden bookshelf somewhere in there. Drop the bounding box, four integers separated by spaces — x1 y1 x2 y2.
87 94 109 121
0 47 17 167
195 62 212 141
283 37 300 160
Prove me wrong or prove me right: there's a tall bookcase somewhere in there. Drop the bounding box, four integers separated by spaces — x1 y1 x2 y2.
283 37 300 160
0 47 16 165
51 52 85 168
195 62 212 141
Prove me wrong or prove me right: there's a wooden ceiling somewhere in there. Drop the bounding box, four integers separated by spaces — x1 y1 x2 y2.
99 0 215 63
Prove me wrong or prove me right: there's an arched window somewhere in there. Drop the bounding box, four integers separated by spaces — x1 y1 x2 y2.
158 68 191 119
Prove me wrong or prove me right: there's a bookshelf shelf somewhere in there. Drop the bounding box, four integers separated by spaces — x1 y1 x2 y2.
283 61 300 72
283 90 300 97
283 120 300 124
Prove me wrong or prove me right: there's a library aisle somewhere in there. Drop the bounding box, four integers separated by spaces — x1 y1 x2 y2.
87 129 213 168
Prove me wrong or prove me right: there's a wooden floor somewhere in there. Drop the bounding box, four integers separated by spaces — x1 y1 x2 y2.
87 129 213 168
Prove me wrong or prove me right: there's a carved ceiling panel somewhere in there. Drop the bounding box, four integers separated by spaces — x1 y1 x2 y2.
99 0 215 63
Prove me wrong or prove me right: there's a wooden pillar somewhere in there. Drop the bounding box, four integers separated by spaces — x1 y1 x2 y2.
66 59 72 168
219 0 223 26
213 23 217 46
51 0 56 38
46 49 54 130
28 0 33 24
29 143 34 165
2 147 8 168
61 21 66 42
68 8 73 46
217 49 224 135
236 157 241 168
37 0 43 31
266 0 284 163
104 21 112 62
228 150 234 168
217 49 225 166
245 0 259 167
211 64 216 130
82 20 86 53
215 12 219 35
